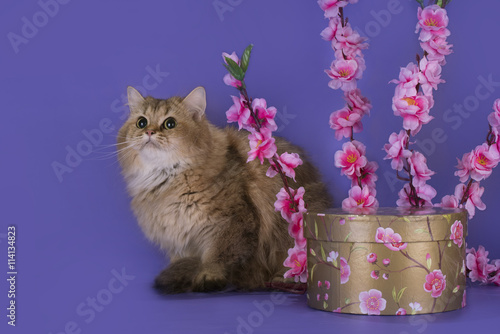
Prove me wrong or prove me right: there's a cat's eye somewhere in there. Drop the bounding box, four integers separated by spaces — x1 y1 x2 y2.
163 117 177 129
136 117 148 129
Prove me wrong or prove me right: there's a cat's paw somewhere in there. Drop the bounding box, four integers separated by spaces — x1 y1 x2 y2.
192 268 227 292
153 257 201 294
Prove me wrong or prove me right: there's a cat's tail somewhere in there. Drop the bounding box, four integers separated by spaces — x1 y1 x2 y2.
154 257 202 294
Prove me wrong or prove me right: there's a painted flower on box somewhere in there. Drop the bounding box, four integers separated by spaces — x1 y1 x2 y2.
396 308 406 316
423 269 447 298
359 289 387 315
375 227 408 251
409 302 423 315
340 257 350 284
450 220 464 247
367 252 377 263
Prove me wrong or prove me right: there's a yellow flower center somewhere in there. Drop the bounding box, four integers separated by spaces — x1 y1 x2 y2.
256 140 263 148
424 18 438 27
477 154 488 166
339 69 351 77
356 199 365 205
347 154 358 164
367 296 380 310
402 97 417 106
432 278 442 290
294 259 301 267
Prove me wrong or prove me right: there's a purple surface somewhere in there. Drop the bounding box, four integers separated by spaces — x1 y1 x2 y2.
1 0 500 333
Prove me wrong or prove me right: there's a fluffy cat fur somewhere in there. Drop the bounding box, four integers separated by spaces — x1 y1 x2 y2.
117 86 331 293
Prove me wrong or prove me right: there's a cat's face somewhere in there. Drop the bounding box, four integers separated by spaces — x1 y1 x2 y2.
117 87 210 171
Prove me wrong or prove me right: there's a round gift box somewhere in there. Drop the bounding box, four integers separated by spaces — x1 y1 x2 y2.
304 207 467 315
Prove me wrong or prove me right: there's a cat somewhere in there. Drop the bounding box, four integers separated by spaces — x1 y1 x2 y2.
117 86 332 293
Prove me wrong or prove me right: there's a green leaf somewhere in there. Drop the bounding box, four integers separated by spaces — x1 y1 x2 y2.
427 257 432 270
345 298 351 305
403 217 412 224
310 263 318 282
448 240 452 247
344 232 352 242
224 57 245 81
310 248 316 257
315 222 319 239
320 243 327 262
436 0 443 7
240 44 253 73
415 0 424 8
452 286 459 293
392 286 397 303
414 228 429 234
323 301 328 309
397 287 407 303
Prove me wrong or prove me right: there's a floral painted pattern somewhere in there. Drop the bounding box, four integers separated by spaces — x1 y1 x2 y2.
375 227 408 251
423 270 447 298
450 220 463 247
359 289 387 315
340 257 351 284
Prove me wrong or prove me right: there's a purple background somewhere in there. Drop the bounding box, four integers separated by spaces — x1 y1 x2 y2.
1 0 500 333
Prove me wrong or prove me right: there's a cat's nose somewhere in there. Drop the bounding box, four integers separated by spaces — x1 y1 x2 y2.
146 130 156 137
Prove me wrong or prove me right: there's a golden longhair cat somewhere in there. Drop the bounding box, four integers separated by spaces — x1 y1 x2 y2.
117 86 331 293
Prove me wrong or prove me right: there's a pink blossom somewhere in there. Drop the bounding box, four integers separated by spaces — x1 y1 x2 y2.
375 227 408 251
226 94 252 131
392 94 434 135
334 23 368 57
462 290 467 307
316 294 321 301
334 140 367 177
324 293 329 301
345 88 372 116
466 245 496 284
251 98 278 132
384 130 412 171
359 289 387 315
326 54 365 91
340 257 350 284
333 307 342 313
488 98 500 129
342 185 378 210
266 152 303 181
438 194 459 209
423 269 447 298
317 0 347 18
356 161 378 190
370 270 379 280
415 5 450 42
274 187 306 221
396 183 437 208
382 258 390 266
396 308 407 316
222 52 242 88
288 213 306 249
367 253 377 263
409 151 435 187
283 246 307 283
450 220 464 248
329 106 363 140
390 62 419 98
382 273 389 280
454 152 472 183
469 143 500 182
420 35 453 65
325 280 331 289
247 128 277 164
418 57 444 96
320 17 341 41
455 182 486 219
318 281 322 288
490 260 500 286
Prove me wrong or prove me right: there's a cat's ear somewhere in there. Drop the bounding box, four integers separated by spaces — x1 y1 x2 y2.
127 86 145 113
183 86 206 120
